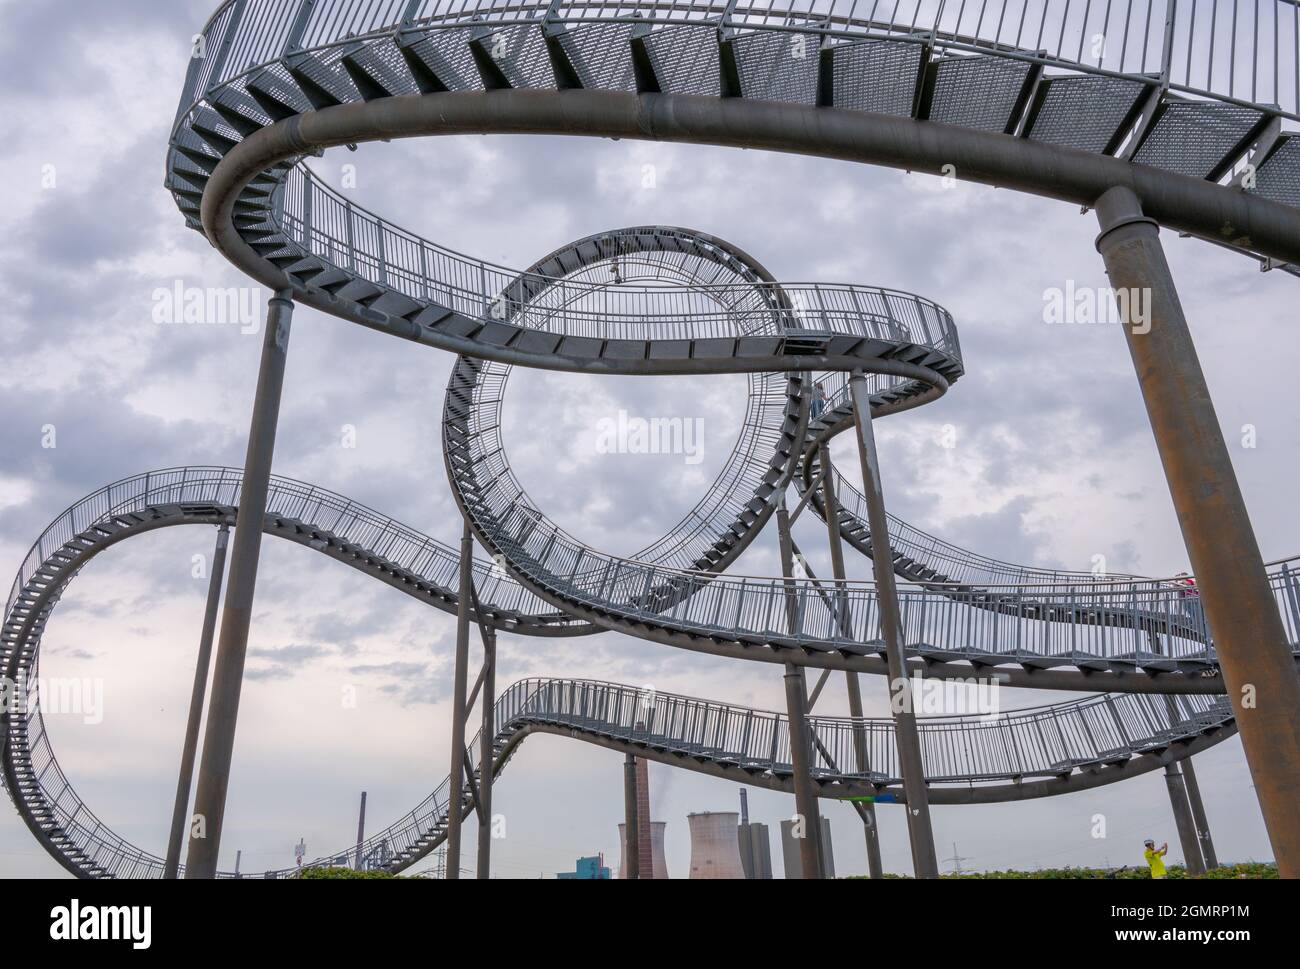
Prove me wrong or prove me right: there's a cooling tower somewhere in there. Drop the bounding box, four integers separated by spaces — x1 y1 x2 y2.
688 812 745 879
617 822 669 879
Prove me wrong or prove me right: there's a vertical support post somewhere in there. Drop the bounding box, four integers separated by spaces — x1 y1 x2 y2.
1164 762 1205 874
819 443 884 880
185 291 293 879
354 791 367 871
782 662 823 880
1179 757 1218 870
164 524 230 879
445 521 473 880
775 500 824 879
1094 186 1300 878
476 627 496 880
848 372 939 879
623 753 640 879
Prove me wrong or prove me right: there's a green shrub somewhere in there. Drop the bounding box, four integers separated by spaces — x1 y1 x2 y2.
846 862 1276 880
297 865 396 879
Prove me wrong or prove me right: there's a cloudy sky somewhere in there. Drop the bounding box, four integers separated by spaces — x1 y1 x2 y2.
1 1 1296 878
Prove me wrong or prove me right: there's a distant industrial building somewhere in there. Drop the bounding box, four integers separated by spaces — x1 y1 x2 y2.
617 821 668 879
687 812 745 879
737 789 772 879
780 816 835 879
556 854 611 880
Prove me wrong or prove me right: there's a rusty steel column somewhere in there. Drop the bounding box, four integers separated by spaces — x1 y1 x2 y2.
185 290 293 878
1180 757 1218 870
1095 185 1300 877
476 627 496 880
444 521 473 879
164 523 229 879
848 373 939 879
819 443 884 879
1164 763 1205 875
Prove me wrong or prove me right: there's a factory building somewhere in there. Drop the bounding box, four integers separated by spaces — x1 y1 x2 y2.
736 789 772 879
780 816 835 878
556 854 611 879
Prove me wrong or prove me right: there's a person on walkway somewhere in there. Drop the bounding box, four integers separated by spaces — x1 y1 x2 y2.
811 382 827 420
1143 839 1169 879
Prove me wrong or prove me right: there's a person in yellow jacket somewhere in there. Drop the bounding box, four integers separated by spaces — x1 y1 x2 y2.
1143 839 1169 879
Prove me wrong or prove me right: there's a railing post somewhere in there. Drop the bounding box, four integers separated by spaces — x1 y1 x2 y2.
164 523 230 879
185 291 293 879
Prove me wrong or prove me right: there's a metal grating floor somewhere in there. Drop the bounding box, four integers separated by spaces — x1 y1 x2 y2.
343 37 421 97
1026 74 1148 153
1251 136 1300 208
730 28 820 105
558 22 637 92
928 54 1032 132
1133 101 1265 179
830 38 923 117
485 23 556 89
644 23 720 97
406 27 485 92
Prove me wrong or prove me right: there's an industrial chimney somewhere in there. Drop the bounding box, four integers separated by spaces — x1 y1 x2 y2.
617 822 668 879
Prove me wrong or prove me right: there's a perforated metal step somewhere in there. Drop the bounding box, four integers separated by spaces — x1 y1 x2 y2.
1024 74 1149 154
1133 100 1268 181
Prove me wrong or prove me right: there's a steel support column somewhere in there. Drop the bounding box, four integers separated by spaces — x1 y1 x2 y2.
354 791 367 871
1164 762 1205 874
819 443 884 879
848 372 939 879
775 502 825 878
164 523 229 879
185 291 293 879
623 753 640 879
445 521 473 879
1095 186 1300 877
476 627 496 880
1180 757 1218 870
783 662 823 879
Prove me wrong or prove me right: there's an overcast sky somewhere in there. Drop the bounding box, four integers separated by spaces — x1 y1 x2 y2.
1 1 1296 878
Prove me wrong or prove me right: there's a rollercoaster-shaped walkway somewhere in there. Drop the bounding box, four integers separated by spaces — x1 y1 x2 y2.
4 0 1300 878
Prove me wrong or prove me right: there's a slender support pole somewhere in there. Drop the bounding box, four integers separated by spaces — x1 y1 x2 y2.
783 663 823 880
185 291 293 879
775 501 824 879
848 372 939 879
476 627 496 879
623 753 640 880
164 524 230 879
819 444 884 880
1179 758 1218 870
1164 762 1205 874
1095 186 1300 877
354 791 367 871
445 521 473 880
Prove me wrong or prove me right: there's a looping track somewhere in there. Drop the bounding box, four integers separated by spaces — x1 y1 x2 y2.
4 0 1299 877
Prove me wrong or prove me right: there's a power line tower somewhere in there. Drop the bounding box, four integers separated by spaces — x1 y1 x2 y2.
942 842 973 875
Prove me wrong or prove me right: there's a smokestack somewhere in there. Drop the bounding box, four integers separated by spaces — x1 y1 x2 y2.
688 812 745 879
618 822 669 878
739 789 749 825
